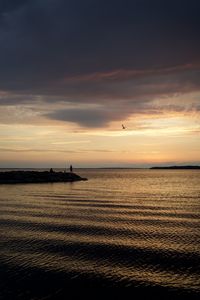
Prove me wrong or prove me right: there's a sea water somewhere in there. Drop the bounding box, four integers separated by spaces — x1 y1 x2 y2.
0 169 200 298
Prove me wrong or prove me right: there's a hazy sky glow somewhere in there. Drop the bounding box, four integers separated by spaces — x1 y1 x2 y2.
0 0 200 167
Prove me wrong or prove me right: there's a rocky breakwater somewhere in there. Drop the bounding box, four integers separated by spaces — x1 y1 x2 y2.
0 171 88 184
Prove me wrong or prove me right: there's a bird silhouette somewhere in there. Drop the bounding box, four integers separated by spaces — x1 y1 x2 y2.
122 124 126 129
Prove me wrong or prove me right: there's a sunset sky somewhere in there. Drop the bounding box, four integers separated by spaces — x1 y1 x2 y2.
0 0 200 168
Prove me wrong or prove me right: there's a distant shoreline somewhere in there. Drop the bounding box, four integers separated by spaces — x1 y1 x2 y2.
97 166 200 169
0 166 199 171
150 166 200 170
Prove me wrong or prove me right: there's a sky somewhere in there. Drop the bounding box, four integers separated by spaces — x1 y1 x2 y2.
0 0 200 168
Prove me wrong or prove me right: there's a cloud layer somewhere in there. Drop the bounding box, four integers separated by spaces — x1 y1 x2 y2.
0 0 200 127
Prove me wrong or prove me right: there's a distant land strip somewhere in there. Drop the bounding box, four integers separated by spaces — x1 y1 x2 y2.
150 166 200 169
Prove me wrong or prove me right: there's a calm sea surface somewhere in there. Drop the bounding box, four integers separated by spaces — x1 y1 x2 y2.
0 169 200 298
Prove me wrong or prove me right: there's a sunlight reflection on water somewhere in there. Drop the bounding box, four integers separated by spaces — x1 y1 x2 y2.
0 169 200 298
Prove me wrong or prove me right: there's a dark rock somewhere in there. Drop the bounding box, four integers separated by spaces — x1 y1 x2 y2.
0 171 88 184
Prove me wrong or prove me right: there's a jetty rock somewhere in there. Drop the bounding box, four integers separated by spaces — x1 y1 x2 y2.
0 171 88 184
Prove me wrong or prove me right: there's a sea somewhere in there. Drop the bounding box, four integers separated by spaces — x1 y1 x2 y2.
0 169 200 299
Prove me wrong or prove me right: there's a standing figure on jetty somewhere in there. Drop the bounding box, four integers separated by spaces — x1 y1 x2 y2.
70 165 73 172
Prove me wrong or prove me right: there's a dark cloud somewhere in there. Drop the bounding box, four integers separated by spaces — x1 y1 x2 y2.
0 0 200 127
0 0 29 14
46 100 200 128
47 107 133 128
1 65 200 106
52 65 200 100
0 0 200 90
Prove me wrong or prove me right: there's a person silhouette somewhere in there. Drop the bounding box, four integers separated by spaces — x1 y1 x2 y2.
70 165 73 172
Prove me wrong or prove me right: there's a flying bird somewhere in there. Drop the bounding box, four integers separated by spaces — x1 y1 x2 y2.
122 124 126 129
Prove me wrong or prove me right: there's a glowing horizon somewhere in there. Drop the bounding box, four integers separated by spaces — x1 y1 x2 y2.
0 104 199 168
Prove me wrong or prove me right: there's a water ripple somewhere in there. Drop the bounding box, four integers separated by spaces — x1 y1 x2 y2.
0 169 200 298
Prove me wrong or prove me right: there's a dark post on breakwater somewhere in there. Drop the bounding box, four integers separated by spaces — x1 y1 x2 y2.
0 170 88 184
